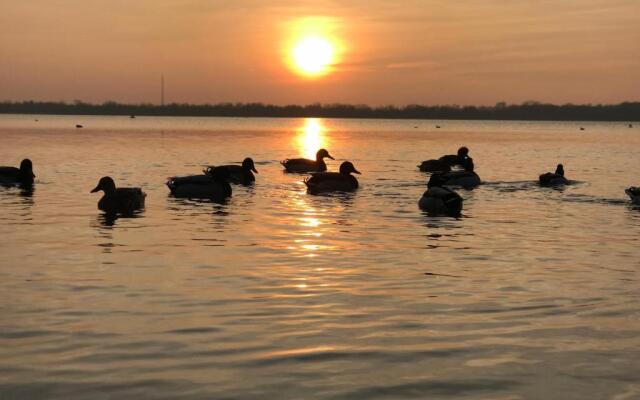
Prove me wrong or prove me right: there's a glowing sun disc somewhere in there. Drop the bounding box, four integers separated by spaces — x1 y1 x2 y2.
292 37 335 76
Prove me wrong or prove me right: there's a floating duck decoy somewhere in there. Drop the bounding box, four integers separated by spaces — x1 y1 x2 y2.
167 167 231 201
418 146 469 172
419 173 463 216
205 157 257 185
304 161 360 194
281 149 334 173
437 157 481 188
625 187 640 204
0 159 35 186
539 164 569 186
90 176 146 214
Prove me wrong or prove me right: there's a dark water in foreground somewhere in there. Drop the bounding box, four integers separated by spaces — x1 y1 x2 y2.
1 115 639 399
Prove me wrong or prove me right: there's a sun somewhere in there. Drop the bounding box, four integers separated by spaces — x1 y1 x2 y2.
285 17 342 79
292 36 335 76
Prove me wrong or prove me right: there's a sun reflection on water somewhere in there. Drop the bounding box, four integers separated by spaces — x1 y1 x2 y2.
296 118 328 160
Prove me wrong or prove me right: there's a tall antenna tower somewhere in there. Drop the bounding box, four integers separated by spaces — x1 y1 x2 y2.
161 74 165 106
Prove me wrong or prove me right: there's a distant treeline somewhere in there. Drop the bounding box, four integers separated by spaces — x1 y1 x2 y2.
1 100 639 121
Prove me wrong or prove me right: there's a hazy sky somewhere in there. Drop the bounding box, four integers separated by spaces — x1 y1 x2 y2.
1 0 639 105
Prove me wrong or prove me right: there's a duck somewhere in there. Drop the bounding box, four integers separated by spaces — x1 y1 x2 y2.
539 164 569 186
167 167 231 201
625 187 640 204
419 173 463 216
438 157 481 188
205 157 257 185
90 176 146 214
304 161 361 195
281 149 334 173
0 159 35 186
418 146 469 172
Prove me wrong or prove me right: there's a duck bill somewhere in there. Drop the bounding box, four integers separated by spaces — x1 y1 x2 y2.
353 169 361 175
327 154 335 160
251 166 258 173
90 184 101 193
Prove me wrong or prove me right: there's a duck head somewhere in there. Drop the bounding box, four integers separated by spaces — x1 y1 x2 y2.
19 158 35 179
427 172 447 188
457 146 469 158
91 176 116 194
316 149 334 161
555 164 564 176
339 161 361 175
242 157 258 173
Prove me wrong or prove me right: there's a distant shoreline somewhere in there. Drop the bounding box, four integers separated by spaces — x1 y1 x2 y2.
1 101 638 122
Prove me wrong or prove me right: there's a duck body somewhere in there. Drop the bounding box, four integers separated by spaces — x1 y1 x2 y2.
305 161 360 195
625 187 640 204
91 176 145 214
437 157 481 188
419 173 463 215
282 149 334 173
0 159 35 186
418 159 451 173
539 164 569 186
418 147 468 172
419 187 463 216
205 157 257 185
167 167 231 201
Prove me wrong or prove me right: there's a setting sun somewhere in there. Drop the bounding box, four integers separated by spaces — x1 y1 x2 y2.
285 17 342 79
292 37 335 76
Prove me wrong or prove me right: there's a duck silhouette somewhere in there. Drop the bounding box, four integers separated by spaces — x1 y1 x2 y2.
419 173 463 216
90 176 146 214
418 146 469 173
167 167 232 201
0 159 35 186
205 157 257 185
304 161 360 194
539 164 569 186
281 149 334 173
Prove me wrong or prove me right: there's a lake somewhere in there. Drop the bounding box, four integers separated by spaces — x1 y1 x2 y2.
1 114 639 399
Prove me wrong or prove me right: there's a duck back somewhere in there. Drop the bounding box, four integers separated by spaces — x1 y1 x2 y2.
305 172 358 194
419 187 463 216
539 173 569 186
281 158 326 173
98 188 146 214
167 174 231 200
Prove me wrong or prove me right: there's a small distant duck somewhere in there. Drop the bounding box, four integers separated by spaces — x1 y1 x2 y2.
539 164 569 186
418 146 469 172
625 187 640 204
167 167 231 201
0 159 35 186
419 173 463 216
90 176 146 214
281 149 334 173
304 161 360 194
76 124 83 128
438 157 481 188
205 157 257 185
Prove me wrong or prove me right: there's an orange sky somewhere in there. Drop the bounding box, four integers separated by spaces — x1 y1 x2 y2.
1 0 639 105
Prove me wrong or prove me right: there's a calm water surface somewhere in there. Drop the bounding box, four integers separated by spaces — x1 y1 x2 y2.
1 115 639 399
